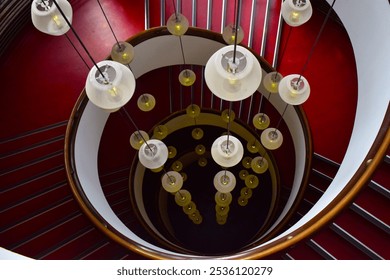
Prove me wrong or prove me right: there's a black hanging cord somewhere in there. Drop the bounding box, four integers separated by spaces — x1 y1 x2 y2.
96 0 121 49
232 0 241 64
65 34 90 70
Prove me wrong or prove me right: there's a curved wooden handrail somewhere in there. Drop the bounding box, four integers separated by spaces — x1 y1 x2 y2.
64 27 315 259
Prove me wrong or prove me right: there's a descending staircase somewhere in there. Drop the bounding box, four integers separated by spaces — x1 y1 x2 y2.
0 0 389 259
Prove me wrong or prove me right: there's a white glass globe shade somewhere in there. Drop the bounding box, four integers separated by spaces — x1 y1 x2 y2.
213 170 236 193
215 192 232 206
85 60 135 111
138 139 168 169
137 94 156 112
179 69 196 86
205 45 262 101
167 13 189 36
261 128 283 150
129 130 149 150
111 42 135 65
279 74 310 105
222 24 244 45
282 0 313 27
211 135 244 168
263 72 283 93
251 156 269 174
161 171 183 193
253 113 270 130
175 190 192 206
31 0 72 36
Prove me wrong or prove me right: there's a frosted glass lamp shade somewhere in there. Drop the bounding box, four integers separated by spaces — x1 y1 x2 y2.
31 0 72 36
138 139 168 169
238 196 249 206
129 130 149 150
186 104 200 118
168 146 177 158
245 174 259 189
175 190 191 206
179 69 196 86
85 60 135 111
215 192 232 207
222 24 244 45
221 109 235 123
167 13 189 36
261 128 283 150
239 169 249 180
191 128 204 140
282 0 313 27
213 170 236 193
111 42 135 65
263 72 283 93
171 160 183 172
195 144 206 155
153 125 169 140
137 94 156 111
253 113 270 130
246 139 261 153
183 202 196 215
240 187 253 199
161 171 183 193
198 157 207 167
215 205 230 215
211 135 244 167
279 74 310 105
242 156 252 169
205 45 262 101
251 156 269 174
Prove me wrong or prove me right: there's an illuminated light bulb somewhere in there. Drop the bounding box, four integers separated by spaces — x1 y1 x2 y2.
161 171 183 193
221 109 235 123
240 187 253 199
211 135 244 168
253 113 270 130
129 130 149 150
111 42 135 65
167 146 177 158
251 156 269 174
261 128 283 150
31 0 73 36
242 156 252 169
198 157 207 167
137 94 156 112
213 170 236 193
239 169 249 180
153 125 168 140
175 190 192 206
263 72 283 93
246 140 261 153
171 160 183 172
195 144 206 155
179 69 196 86
138 139 168 169
183 202 196 215
167 13 189 36
222 23 244 45
191 128 204 140
290 11 300 22
245 174 259 189
186 104 200 118
238 196 248 206
215 205 230 216
215 192 232 207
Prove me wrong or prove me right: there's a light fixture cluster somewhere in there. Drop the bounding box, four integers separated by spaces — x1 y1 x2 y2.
31 0 318 227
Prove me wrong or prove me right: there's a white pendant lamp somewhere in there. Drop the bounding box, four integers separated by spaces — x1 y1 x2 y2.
279 74 310 105
138 139 168 169
85 60 135 111
282 0 313 27
211 135 244 168
263 72 283 94
161 171 183 193
129 130 149 150
261 128 283 150
213 171 236 193
167 12 189 36
31 0 72 36
222 23 244 45
111 42 135 65
205 45 262 101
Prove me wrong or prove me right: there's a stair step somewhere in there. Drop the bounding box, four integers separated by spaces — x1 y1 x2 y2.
285 241 325 260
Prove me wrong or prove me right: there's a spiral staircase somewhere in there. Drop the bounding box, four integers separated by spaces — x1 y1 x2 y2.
0 0 389 259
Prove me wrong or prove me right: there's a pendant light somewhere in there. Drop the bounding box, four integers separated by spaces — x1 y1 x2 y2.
281 0 313 27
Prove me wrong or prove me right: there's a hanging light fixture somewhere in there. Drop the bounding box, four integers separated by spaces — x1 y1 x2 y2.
137 94 156 111
211 135 244 168
279 74 310 105
129 130 149 150
281 0 313 27
31 0 72 36
138 139 169 170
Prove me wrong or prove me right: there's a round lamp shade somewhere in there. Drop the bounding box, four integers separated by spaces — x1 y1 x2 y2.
240 187 253 199
211 135 244 168
246 140 261 153
137 94 156 112
261 128 283 150
179 69 196 86
213 170 236 193
153 125 169 140
263 72 283 93
215 192 233 207
129 130 149 150
251 156 269 174
195 144 206 155
282 0 313 27
191 128 204 140
186 104 201 118
253 113 270 130
31 0 72 36
221 109 235 123
167 13 189 36
175 190 192 206
85 60 135 111
222 24 244 45
205 45 262 101
183 202 197 215
245 174 259 189
279 74 310 105
168 146 177 158
161 171 183 193
198 157 207 167
111 42 135 65
138 139 168 169
239 169 249 180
